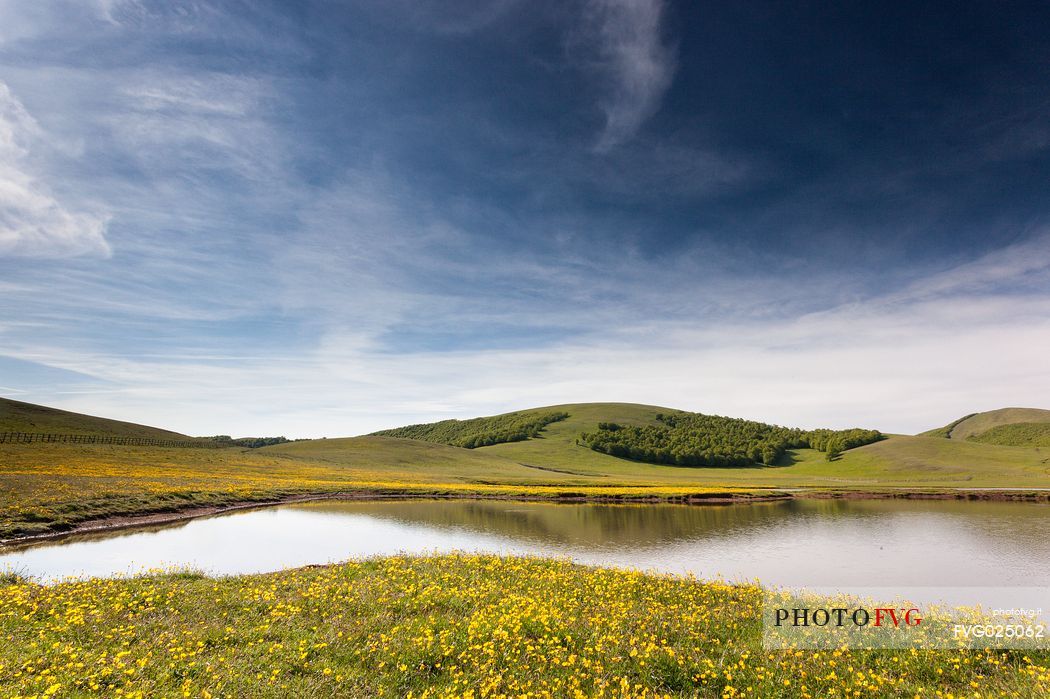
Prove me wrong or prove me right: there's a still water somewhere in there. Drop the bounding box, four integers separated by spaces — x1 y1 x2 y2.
3 498 1049 596
1 498 1048 615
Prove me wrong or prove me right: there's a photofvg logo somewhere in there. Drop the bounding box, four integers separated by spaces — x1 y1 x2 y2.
774 606 923 630
762 588 1050 650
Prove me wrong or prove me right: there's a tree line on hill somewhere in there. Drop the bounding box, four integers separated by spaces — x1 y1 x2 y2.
372 411 570 449
205 436 295 448
919 413 977 439
578 412 883 467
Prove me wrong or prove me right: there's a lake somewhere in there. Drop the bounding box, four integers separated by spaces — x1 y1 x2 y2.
2 498 1049 613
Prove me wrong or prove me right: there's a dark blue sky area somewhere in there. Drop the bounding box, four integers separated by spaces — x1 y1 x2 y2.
253 0 1050 265
2 0 1049 435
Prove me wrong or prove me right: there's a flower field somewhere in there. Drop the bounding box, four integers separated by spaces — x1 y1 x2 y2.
1 554 1047 698
0 442 754 541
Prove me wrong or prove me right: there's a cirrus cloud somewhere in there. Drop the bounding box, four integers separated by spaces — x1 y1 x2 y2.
0 82 110 258
581 0 676 152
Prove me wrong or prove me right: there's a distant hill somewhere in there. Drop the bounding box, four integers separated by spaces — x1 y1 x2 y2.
968 422 1050 447
4 400 1049 504
371 408 569 448
259 434 575 483
463 403 1048 487
0 397 192 439
918 413 978 439
922 408 1050 444
578 412 881 467
376 403 883 468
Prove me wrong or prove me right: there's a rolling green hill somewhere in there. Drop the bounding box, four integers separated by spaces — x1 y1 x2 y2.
370 408 569 448
918 413 977 439
579 412 881 467
472 404 1050 489
922 407 1050 443
968 422 1050 447
0 397 192 439
3 399 1049 540
258 435 586 485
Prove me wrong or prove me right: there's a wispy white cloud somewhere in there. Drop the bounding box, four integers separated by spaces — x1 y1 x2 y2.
390 0 522 36
580 0 676 152
1 1 1047 441
6 231 1050 437
8 294 1049 438
0 82 110 258
891 232 1050 301
0 1 126 44
97 0 224 32
109 71 285 186
124 75 264 116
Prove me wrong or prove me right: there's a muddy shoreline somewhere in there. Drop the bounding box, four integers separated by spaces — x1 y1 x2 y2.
2 487 1048 549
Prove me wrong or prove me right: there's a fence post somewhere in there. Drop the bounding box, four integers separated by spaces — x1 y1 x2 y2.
0 432 219 449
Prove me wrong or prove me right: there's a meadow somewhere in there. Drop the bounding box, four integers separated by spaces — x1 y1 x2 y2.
0 438 783 541
3 402 1050 541
970 423 1050 447
0 438 581 540
3 401 1050 697
2 554 1048 698
474 404 1050 490
924 408 1050 441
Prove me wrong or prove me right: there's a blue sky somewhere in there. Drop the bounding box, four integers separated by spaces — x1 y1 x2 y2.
2 0 1049 437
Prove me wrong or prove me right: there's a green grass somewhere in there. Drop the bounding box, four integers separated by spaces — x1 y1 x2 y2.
924 407 1050 441
0 397 191 439
370 408 569 448
810 434 1050 487
478 403 1050 489
3 403 1050 696
918 412 977 438
2 554 1047 698
0 437 596 540
969 422 1050 447
258 435 588 485
3 401 1049 541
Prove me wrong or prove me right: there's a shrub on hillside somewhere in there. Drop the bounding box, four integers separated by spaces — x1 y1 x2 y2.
579 412 882 467
372 411 569 448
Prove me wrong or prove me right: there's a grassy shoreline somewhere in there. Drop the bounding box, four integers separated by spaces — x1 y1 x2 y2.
4 398 1050 542
2 553 1047 698
4 401 1050 543
3 401 1049 696
3 485 1048 547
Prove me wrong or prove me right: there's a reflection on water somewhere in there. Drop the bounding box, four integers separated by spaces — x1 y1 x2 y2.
2 499 1049 598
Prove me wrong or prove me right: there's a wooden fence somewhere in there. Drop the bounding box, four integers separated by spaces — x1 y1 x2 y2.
0 432 222 448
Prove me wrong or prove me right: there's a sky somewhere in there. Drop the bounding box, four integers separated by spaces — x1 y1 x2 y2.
1 0 1049 438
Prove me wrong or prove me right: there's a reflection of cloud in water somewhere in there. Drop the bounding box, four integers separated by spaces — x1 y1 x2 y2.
1 500 1048 603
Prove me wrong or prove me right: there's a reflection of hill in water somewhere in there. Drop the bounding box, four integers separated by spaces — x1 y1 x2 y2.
2 518 199 553
9 499 1049 563
296 499 792 547
292 498 1050 554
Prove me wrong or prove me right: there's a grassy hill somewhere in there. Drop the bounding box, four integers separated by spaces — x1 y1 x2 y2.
3 401 1048 697
969 422 1050 447
258 435 587 485
369 408 569 448
0 397 192 439
922 407 1050 443
918 413 977 439
3 400 1049 540
474 404 1049 489
370 402 1041 489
